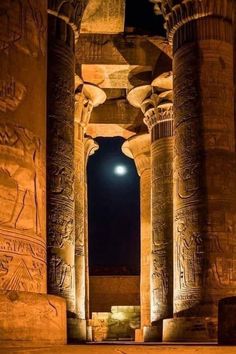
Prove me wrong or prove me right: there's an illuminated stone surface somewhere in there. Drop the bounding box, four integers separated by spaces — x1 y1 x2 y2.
0 0 47 295
47 14 76 339
0 290 66 347
1 0 236 347
122 134 151 341
90 306 140 341
74 84 104 341
128 77 174 341
155 0 236 342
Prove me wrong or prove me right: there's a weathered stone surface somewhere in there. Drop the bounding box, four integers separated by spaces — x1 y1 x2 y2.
0 0 47 294
74 86 104 341
160 0 236 342
76 34 164 66
163 317 217 342
90 306 140 341
122 134 151 340
47 14 76 338
0 290 66 347
89 276 140 315
80 0 125 34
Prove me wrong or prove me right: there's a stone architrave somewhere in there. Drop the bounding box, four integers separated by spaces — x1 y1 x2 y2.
122 134 151 342
74 84 105 340
127 78 174 341
154 0 236 342
47 13 77 338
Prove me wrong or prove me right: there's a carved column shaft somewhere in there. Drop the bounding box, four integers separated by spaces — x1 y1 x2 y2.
158 0 236 342
74 121 86 336
145 104 173 336
140 167 151 328
47 13 76 325
0 0 47 294
122 134 151 339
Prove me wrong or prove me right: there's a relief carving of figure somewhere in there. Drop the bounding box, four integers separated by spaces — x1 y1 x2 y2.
177 163 200 200
152 257 168 304
176 220 203 289
0 124 42 235
49 254 73 292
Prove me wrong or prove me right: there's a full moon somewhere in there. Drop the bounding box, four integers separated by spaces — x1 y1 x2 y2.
114 165 127 176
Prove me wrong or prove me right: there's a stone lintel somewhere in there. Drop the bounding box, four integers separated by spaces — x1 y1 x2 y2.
76 34 165 66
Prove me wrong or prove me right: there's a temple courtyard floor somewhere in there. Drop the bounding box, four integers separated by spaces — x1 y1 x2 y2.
1 343 236 354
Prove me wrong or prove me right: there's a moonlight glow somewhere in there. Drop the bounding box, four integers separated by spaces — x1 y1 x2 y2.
114 165 127 176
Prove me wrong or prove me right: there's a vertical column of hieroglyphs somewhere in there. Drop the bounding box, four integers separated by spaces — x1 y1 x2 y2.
47 13 76 327
143 89 173 338
0 0 47 293
122 134 151 338
155 0 236 340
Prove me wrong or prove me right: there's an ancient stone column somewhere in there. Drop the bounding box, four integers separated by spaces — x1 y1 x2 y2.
145 93 173 341
84 137 99 322
154 0 236 342
0 0 66 346
47 13 77 338
74 85 105 340
122 134 151 342
128 81 174 341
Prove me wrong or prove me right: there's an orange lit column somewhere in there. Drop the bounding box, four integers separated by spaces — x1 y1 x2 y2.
0 1 66 346
74 85 105 341
155 0 236 342
144 94 174 341
84 137 99 323
122 134 151 342
47 14 77 339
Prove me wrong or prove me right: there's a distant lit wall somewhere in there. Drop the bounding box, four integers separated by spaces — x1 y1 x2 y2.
89 276 140 316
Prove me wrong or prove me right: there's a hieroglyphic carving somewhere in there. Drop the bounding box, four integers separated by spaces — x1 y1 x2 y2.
0 77 26 112
173 33 236 321
0 123 46 293
0 124 43 235
0 0 46 55
151 140 173 323
47 15 76 315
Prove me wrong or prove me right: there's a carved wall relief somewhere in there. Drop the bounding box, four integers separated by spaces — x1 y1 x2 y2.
0 0 46 56
0 123 46 293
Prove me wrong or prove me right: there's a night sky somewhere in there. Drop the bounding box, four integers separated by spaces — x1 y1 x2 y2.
87 138 140 275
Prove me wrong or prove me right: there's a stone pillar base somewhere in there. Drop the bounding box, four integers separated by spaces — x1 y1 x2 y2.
163 317 217 342
135 328 143 342
68 318 87 342
87 325 93 342
0 290 66 347
143 325 162 342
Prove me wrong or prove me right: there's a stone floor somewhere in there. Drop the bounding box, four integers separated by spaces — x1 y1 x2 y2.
1 343 236 354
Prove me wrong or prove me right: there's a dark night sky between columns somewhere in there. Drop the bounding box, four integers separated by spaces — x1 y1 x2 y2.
87 1 165 275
